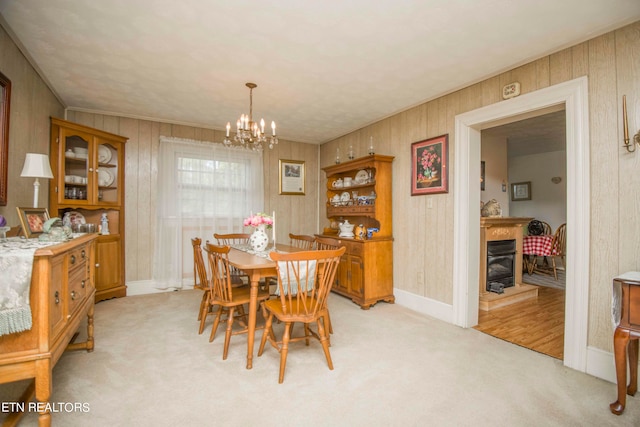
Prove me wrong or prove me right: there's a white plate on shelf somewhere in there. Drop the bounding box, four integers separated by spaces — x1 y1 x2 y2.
340 191 351 202
98 145 112 163
355 169 369 184
98 169 114 187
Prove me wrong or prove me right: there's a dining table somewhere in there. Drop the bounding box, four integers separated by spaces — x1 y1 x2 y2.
226 243 302 369
522 234 557 275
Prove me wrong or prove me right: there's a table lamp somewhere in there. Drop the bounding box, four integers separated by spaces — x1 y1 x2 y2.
20 153 54 208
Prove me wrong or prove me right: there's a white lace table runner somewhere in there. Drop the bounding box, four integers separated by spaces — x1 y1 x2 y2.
230 244 278 259
0 238 59 336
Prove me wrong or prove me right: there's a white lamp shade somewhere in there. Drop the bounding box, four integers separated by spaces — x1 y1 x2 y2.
20 153 54 179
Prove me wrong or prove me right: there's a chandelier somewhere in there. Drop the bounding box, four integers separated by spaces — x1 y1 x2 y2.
224 82 278 150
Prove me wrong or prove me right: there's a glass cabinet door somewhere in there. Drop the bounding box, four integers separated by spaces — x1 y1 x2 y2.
61 130 90 203
96 138 118 204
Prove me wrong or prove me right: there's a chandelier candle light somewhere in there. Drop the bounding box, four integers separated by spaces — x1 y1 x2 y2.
224 83 278 151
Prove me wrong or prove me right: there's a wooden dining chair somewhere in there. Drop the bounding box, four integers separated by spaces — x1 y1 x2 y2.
315 235 341 250
549 223 566 279
214 233 251 286
313 236 344 334
258 247 345 383
289 233 316 250
192 237 214 334
205 243 271 360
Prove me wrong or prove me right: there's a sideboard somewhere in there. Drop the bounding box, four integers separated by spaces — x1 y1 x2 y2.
0 234 96 426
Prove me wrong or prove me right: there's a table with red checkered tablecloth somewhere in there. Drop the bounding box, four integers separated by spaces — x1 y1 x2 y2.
523 234 557 256
522 234 558 275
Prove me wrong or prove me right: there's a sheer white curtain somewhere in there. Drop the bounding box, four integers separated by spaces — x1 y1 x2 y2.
153 136 264 290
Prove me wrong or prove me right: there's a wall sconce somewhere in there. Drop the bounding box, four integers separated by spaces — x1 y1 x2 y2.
20 153 53 208
622 95 640 153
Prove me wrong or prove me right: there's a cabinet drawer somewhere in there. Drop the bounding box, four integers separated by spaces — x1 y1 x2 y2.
343 241 364 257
68 244 89 272
68 266 89 314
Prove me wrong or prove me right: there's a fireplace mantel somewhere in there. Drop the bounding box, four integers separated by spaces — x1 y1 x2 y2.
481 217 533 228
479 216 538 311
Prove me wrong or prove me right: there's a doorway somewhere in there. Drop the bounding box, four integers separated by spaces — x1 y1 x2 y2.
452 77 590 373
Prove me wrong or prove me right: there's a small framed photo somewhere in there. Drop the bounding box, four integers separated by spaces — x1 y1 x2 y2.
16 207 50 238
511 181 531 201
411 134 448 195
279 159 305 195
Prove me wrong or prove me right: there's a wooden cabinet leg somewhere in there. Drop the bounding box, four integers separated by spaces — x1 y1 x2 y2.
34 359 52 427
610 327 630 415
628 339 638 396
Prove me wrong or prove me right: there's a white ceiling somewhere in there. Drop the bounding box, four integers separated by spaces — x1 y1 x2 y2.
1 1 639 145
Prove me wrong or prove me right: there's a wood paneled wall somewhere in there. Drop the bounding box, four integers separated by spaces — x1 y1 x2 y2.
0 24 64 224
319 21 640 352
66 111 319 283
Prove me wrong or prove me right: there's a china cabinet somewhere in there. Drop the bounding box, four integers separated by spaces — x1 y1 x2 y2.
49 118 128 302
317 155 394 309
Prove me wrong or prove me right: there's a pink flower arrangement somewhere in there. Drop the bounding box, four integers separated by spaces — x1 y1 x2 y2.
418 146 441 180
243 212 273 228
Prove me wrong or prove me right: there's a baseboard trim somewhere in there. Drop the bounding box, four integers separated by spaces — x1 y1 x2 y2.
394 288 453 324
126 280 192 296
394 288 620 384
586 345 617 384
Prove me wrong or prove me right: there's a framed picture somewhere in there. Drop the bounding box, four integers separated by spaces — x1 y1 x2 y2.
411 134 448 195
16 207 50 238
511 181 531 201
279 159 305 195
0 71 11 206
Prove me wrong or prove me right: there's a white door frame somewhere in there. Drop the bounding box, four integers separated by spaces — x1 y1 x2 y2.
452 77 590 372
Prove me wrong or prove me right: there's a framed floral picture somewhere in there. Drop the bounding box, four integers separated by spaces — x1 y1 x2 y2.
411 134 448 195
16 207 50 238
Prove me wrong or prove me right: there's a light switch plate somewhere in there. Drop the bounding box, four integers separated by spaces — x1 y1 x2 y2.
502 82 521 99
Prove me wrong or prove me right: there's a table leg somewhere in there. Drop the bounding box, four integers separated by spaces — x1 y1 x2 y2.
610 327 630 415
246 272 260 369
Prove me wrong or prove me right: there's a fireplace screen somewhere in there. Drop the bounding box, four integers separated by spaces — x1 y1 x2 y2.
486 239 516 293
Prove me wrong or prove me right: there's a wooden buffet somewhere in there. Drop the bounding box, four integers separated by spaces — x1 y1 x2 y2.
318 155 394 309
0 234 96 426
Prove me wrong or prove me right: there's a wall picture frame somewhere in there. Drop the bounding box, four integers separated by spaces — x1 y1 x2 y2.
16 207 50 238
279 159 305 195
0 71 11 206
511 181 531 201
411 134 448 195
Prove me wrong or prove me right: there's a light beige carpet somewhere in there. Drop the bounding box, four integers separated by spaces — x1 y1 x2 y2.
1 289 638 426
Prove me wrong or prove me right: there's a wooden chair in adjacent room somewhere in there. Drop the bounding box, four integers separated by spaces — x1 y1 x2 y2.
205 243 271 360
289 233 316 250
258 247 345 383
549 223 566 280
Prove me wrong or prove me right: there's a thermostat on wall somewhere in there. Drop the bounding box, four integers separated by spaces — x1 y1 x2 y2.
502 82 521 99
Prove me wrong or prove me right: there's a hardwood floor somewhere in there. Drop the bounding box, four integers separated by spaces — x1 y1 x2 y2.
474 286 565 359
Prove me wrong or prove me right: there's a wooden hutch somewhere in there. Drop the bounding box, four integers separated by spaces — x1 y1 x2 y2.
49 118 128 302
317 155 394 309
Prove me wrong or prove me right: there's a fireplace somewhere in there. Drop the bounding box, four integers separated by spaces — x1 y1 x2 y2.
486 239 516 294
479 217 538 311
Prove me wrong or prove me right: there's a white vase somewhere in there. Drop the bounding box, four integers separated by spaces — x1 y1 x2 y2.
249 224 269 252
